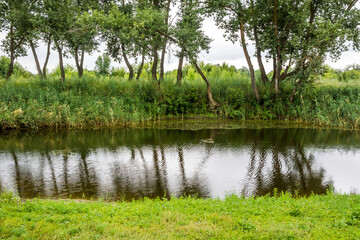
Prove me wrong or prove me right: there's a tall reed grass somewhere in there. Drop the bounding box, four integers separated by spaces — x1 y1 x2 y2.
0 65 359 129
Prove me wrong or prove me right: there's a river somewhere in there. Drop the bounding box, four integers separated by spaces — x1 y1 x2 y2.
1 121 359 200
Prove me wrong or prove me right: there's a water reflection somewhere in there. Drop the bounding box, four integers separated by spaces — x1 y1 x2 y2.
242 144 331 197
0 127 359 200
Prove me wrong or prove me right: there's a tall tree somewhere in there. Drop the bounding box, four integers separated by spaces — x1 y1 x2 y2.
171 0 218 107
209 0 360 101
24 0 52 79
84 1 140 80
41 0 72 82
0 0 30 81
159 0 172 81
64 0 99 78
208 0 261 103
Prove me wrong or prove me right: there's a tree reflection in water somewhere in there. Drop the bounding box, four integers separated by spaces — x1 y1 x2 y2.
1 128 339 200
242 142 333 197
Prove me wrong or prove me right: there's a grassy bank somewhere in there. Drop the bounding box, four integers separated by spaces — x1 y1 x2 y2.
1 192 360 239
1 70 360 129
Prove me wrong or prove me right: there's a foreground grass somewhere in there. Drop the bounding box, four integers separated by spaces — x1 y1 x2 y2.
1 192 360 239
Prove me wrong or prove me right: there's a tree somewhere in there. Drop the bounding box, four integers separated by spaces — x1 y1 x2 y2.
95 53 111 76
136 0 169 82
207 0 262 103
82 1 143 81
209 0 360 101
159 0 172 81
0 0 30 81
42 0 73 82
65 0 99 78
0 55 30 79
169 0 217 108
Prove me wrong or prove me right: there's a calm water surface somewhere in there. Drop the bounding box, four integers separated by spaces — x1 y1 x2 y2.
1 124 360 200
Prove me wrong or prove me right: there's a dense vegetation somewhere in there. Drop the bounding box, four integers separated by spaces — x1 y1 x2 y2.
1 191 360 239
1 0 359 108
1 64 360 129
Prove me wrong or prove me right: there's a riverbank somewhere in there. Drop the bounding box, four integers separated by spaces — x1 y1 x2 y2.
1 76 360 129
1 192 360 239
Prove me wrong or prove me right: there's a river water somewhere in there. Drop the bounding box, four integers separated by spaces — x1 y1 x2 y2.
1 123 359 200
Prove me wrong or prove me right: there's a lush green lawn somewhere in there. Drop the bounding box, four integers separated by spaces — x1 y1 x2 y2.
1 192 360 239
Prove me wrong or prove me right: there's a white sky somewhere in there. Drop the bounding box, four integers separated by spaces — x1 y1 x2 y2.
1 18 359 74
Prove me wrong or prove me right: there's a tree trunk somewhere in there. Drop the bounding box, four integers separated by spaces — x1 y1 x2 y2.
152 47 158 82
30 40 43 79
290 79 303 103
160 43 167 81
74 47 84 78
240 21 261 104
6 25 15 81
273 0 281 97
272 54 276 82
155 30 218 109
121 44 134 80
250 0 268 84
42 38 51 79
274 47 282 97
177 49 185 85
80 49 85 77
253 26 268 84
6 53 14 81
160 0 171 81
136 53 145 80
55 40 65 83
193 60 218 109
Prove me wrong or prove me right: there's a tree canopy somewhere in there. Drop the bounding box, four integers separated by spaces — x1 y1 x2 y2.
0 0 359 107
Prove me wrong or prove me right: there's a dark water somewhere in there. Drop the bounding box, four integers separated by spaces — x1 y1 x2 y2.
1 126 360 200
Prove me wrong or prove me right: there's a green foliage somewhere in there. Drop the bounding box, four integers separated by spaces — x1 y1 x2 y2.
95 54 111 76
0 66 360 129
0 56 31 79
1 194 360 239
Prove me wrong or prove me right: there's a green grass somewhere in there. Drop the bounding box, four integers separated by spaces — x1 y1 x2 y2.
1 191 360 239
1 66 360 129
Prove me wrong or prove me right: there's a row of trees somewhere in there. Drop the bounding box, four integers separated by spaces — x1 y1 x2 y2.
1 0 359 108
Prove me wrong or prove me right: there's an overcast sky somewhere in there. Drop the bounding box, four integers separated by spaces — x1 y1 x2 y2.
1 17 360 74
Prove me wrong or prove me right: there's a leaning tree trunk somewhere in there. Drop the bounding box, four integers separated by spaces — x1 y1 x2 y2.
42 38 51 79
156 29 218 109
177 48 185 85
30 40 43 79
152 48 158 82
240 21 261 104
121 44 134 80
193 60 218 109
136 53 145 80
